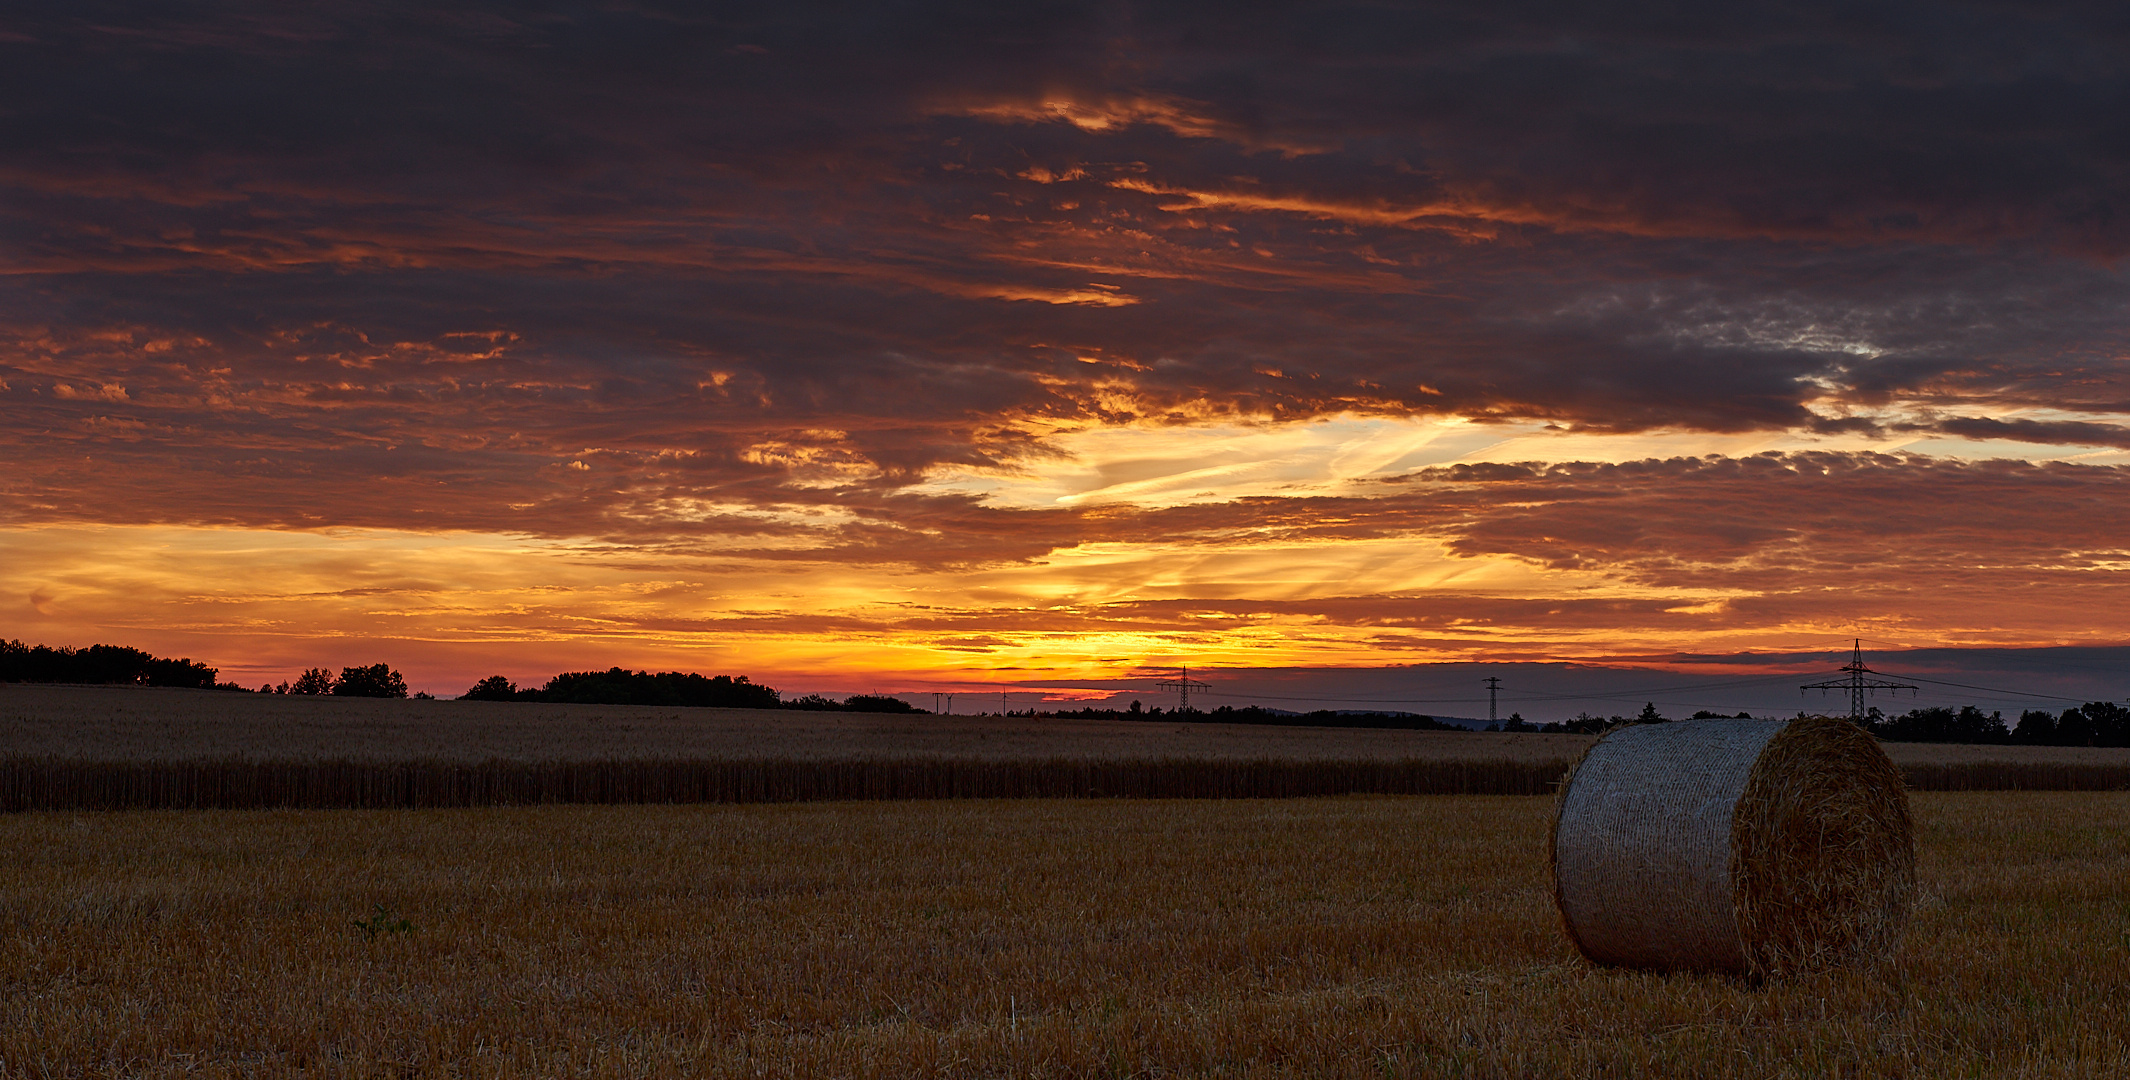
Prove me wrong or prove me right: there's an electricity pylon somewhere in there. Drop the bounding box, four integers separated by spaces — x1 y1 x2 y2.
1157 665 1209 711
1800 639 1916 721
1484 677 1501 725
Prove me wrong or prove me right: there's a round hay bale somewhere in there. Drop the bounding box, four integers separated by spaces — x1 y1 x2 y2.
1549 716 1914 977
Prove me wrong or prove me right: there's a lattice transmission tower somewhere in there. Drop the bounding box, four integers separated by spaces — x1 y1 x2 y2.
1800 639 1916 721
1157 665 1209 711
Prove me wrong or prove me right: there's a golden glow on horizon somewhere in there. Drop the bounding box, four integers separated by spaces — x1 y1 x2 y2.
9 406 2130 696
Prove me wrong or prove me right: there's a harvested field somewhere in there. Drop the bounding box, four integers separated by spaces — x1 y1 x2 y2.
1 793 2124 1078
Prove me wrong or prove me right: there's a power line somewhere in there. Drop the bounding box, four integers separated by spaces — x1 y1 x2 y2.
1193 690 1491 715
1194 687 1760 714
1510 672 1821 700
1066 640 2128 720
1195 674 1836 709
1876 672 2099 705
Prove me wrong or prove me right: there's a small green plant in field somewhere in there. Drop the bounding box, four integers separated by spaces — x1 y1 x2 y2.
350 903 415 941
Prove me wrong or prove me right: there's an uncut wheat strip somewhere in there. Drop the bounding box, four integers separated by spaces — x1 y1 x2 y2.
7 753 2125 810
1899 761 2130 791
0 754 1591 810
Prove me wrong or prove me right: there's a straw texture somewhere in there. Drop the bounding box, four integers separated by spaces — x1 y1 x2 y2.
1550 717 1914 977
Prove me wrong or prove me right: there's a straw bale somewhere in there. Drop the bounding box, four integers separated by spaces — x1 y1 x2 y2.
1550 716 1914 977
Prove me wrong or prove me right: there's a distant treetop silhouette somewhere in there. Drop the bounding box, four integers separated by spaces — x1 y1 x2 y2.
462 667 782 709
0 639 218 689
332 663 409 699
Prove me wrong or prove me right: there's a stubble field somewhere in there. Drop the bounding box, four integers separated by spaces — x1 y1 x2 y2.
3 792 2125 1078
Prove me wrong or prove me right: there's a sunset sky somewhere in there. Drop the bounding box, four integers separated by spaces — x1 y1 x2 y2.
7 3 2130 714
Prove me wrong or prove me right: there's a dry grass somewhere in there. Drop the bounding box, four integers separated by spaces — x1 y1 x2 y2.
1 792 2124 1078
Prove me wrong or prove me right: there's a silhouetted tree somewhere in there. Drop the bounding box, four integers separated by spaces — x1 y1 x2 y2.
289 668 334 695
2015 709 2059 744
1544 713 1615 735
1874 706 2008 743
528 667 778 708
1997 703 2130 747
462 675 520 701
2081 701 2130 746
841 694 921 713
1636 702 1667 724
774 692 928 712
2057 705 2096 745
332 664 408 699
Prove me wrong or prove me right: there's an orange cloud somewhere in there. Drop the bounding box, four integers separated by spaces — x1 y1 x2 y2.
7 448 2130 695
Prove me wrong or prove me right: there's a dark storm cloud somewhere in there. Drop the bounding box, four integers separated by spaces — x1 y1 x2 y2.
6 1 2130 535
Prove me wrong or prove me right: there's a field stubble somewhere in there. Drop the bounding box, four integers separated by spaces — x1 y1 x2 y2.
2 793 2125 1078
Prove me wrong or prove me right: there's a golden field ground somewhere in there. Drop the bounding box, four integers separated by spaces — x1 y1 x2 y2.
2 793 2124 1078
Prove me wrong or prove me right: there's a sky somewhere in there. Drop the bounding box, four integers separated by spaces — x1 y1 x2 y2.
6 2 2130 713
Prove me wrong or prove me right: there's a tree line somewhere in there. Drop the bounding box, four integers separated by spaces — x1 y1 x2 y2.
1496 703 1745 734
460 668 921 712
7 637 2123 740
0 639 420 698
1498 701 2130 746
1 639 227 690
1038 702 1466 731
0 638 918 711
1872 703 2130 747
260 664 416 699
